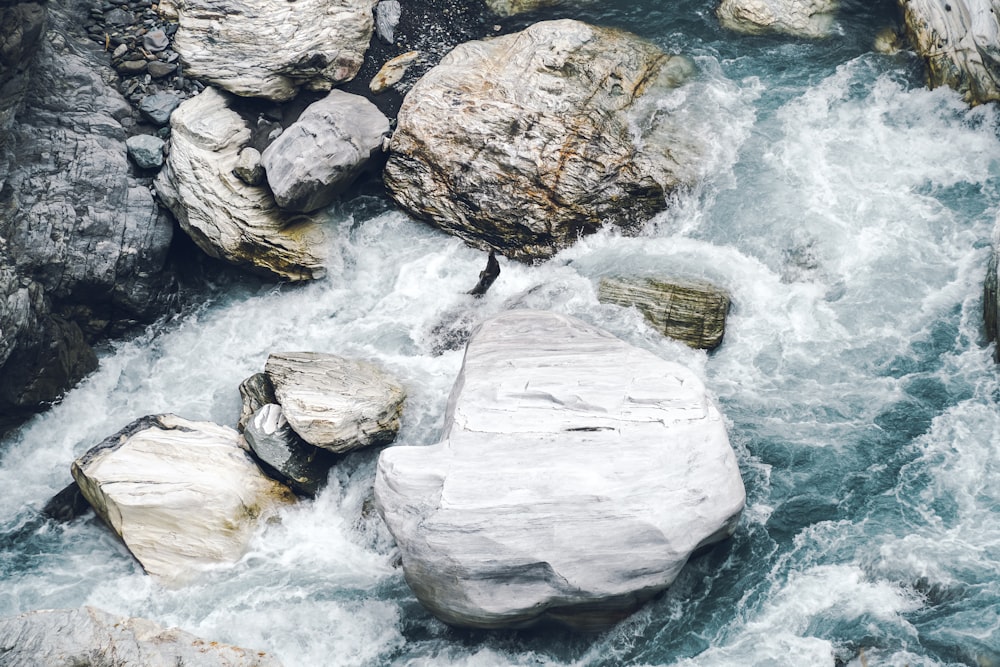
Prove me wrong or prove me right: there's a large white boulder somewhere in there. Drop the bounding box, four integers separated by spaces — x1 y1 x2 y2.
261 90 390 213
900 0 1000 105
0 607 281 667
160 0 376 101
155 88 329 281
375 310 746 630
716 0 838 38
72 414 295 585
383 19 700 262
265 352 406 454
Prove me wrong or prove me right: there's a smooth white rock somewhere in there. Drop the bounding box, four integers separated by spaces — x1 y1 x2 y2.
716 0 838 37
375 310 746 630
165 0 377 100
71 414 295 585
261 90 390 213
0 606 281 667
265 352 406 454
154 87 329 281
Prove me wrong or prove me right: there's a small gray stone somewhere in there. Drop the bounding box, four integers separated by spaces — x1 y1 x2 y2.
138 91 181 125
142 28 169 51
116 59 147 75
233 146 264 186
146 60 176 78
126 134 165 169
375 0 401 44
112 43 128 59
104 7 133 25
243 404 335 497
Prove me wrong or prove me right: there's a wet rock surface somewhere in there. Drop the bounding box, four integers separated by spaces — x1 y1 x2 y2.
716 0 839 37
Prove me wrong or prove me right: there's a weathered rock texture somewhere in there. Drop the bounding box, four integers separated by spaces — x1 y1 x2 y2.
375 310 746 630
900 0 1000 105
71 414 295 584
716 0 838 37
243 404 335 497
986 243 999 360
598 276 731 350
484 0 565 15
238 372 277 433
261 90 390 213
160 0 377 101
1 0 176 433
0 606 281 667
384 19 698 261
265 352 406 454
155 87 329 281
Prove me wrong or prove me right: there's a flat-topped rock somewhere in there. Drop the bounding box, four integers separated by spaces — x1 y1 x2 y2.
717 0 838 37
155 87 329 281
375 310 746 630
265 352 405 454
72 414 295 585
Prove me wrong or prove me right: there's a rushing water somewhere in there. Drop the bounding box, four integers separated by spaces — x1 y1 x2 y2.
3 1 1000 665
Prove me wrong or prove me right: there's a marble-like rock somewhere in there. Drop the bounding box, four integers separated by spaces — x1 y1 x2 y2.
164 0 377 101
265 352 405 454
155 87 329 281
238 371 277 432
375 310 746 630
375 0 401 44
0 3 47 145
900 0 1000 105
0 606 281 667
383 19 699 262
598 276 731 350
370 51 420 94
716 0 838 37
261 90 390 213
126 134 165 170
243 404 335 497
71 414 296 584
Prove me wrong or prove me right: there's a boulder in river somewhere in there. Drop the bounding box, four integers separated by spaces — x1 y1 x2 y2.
716 0 838 37
597 276 731 350
265 352 406 454
159 0 377 101
155 87 330 281
243 404 336 497
71 414 296 585
375 310 746 630
383 19 700 262
0 606 281 666
900 0 1000 105
261 90 390 213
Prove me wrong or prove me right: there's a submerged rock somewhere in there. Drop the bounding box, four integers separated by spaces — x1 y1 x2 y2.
161 0 377 100
155 87 329 281
384 19 699 261
375 310 746 630
597 276 731 350
71 414 295 584
900 0 1000 105
261 90 390 213
265 352 406 454
243 403 336 497
986 244 999 361
716 0 838 37
0 606 281 666
375 0 401 44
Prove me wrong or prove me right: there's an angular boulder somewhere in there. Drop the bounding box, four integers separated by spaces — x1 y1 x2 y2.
383 19 699 261
0 607 281 667
716 0 838 37
375 310 746 630
265 352 405 454
900 0 1000 105
597 276 731 350
261 90 390 213
71 414 295 584
238 371 277 433
155 87 329 281
161 0 377 101
243 404 335 497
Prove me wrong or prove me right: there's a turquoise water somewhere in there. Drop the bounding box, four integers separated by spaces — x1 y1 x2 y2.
3 1 1000 665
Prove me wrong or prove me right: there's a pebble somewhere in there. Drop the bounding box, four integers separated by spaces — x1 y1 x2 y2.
126 134 165 170
147 61 177 78
143 28 169 51
117 59 148 74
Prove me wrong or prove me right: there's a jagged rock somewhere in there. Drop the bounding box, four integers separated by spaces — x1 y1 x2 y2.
370 50 420 94
71 414 296 584
138 91 182 126
375 0 401 44
265 352 405 454
147 60 177 79
233 146 264 186
716 0 838 37
126 134 165 170
375 310 746 630
238 371 277 432
0 3 47 145
243 404 335 497
261 90 390 213
597 276 731 350
41 481 90 522
155 87 329 281
986 244 998 361
383 19 699 261
467 250 500 297
0 607 282 667
162 0 377 101
900 0 1000 105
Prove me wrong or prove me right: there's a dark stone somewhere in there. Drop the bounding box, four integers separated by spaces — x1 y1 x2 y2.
238 372 276 432
103 8 134 25
467 250 499 297
243 404 335 497
116 59 147 74
146 60 176 78
142 28 169 51
985 246 998 361
41 482 91 522
138 91 181 125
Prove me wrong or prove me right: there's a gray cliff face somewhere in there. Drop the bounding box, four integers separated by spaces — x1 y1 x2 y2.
0 3 47 146
0 0 176 433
